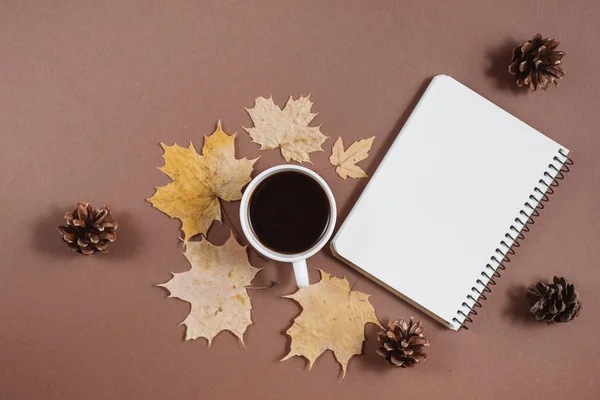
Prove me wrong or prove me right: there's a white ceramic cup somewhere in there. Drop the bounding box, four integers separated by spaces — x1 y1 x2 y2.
239 165 337 288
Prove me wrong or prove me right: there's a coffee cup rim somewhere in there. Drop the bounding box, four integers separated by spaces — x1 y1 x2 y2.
239 164 337 263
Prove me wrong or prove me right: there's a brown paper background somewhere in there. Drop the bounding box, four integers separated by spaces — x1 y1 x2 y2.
1 1 599 399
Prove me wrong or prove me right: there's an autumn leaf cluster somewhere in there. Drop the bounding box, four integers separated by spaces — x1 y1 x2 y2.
149 95 381 377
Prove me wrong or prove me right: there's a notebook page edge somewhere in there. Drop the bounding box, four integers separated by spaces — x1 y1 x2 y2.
330 241 457 330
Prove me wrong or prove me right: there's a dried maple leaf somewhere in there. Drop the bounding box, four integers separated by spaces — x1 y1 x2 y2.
158 233 260 344
329 136 375 179
282 270 381 377
147 122 257 243
244 95 328 164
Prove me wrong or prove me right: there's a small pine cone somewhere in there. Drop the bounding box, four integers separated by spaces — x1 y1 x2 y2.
376 318 430 368
57 202 118 255
527 276 581 323
509 33 565 92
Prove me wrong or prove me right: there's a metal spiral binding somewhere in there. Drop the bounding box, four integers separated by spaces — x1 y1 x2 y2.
452 148 573 330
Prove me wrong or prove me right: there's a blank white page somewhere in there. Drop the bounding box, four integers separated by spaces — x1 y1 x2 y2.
332 75 569 330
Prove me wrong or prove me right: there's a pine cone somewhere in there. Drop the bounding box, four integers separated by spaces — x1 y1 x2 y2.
527 276 581 323
57 202 118 255
376 318 430 368
509 33 565 92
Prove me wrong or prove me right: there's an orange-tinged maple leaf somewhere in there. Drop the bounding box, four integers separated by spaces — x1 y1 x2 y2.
283 270 381 378
158 233 260 344
147 122 257 243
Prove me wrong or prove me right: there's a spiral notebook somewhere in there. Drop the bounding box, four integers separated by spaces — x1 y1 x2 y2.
331 75 571 331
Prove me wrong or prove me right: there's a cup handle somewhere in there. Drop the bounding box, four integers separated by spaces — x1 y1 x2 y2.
292 259 310 288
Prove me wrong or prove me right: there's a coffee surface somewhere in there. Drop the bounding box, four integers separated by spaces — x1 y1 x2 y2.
249 171 330 254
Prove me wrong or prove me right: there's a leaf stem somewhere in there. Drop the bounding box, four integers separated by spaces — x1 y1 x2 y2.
247 281 278 290
219 198 269 262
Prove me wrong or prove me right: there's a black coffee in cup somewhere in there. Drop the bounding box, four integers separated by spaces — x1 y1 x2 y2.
249 171 330 254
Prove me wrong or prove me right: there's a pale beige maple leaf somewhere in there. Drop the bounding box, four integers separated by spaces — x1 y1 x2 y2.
244 95 328 164
158 233 260 344
329 136 375 179
282 270 381 378
147 122 258 243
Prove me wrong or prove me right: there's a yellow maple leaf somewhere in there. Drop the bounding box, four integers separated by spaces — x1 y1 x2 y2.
244 95 328 164
158 233 260 344
147 122 257 243
329 136 375 179
282 270 381 377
